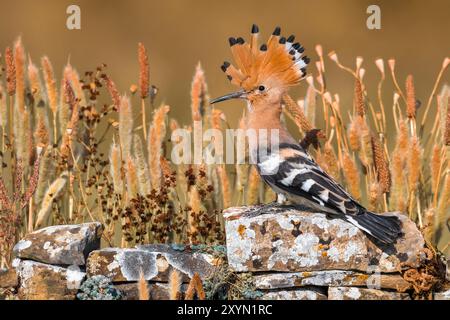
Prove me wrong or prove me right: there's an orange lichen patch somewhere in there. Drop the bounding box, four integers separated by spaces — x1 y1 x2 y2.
321 251 328 257
357 274 369 282
301 272 312 278
237 224 247 239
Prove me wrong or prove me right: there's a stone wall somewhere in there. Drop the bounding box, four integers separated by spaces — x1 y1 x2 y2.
1 204 449 300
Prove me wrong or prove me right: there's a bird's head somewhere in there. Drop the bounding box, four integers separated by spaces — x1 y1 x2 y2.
211 24 310 109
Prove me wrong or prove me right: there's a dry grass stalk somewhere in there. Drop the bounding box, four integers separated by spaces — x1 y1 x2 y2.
368 182 382 212
168 269 182 300
5 47 15 96
148 104 169 189
64 64 86 106
342 152 361 200
60 101 79 160
0 84 7 133
119 95 133 161
358 119 373 169
431 144 441 195
188 186 201 242
41 56 58 117
191 63 208 122
348 116 361 151
27 57 43 102
138 43 150 139
34 146 53 205
185 272 205 300
406 75 416 119
59 79 71 134
35 173 67 228
103 75 121 109
304 85 317 127
372 134 390 193
247 166 261 205
423 208 435 244
133 134 151 196
437 173 449 231
407 136 422 192
445 98 450 146
13 38 25 113
41 56 58 144
126 156 139 200
282 93 313 133
138 270 150 300
217 165 231 208
109 141 123 194
323 143 340 179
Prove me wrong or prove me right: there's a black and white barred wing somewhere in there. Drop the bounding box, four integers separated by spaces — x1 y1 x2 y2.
257 143 402 244
257 144 361 216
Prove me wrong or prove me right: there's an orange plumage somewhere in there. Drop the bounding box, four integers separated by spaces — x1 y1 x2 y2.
221 25 309 91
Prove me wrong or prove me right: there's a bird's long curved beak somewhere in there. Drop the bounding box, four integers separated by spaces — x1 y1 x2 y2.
210 90 247 104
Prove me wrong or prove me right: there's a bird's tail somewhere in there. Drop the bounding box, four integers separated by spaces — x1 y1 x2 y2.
347 211 402 245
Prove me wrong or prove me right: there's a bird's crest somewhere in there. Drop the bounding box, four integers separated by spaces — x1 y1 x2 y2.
220 24 310 91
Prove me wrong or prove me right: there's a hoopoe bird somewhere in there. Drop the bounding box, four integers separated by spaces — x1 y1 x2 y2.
211 24 402 244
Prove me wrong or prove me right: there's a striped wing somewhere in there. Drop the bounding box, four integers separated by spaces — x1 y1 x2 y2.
257 143 362 216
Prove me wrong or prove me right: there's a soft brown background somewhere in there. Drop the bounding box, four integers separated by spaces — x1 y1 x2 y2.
0 0 449 126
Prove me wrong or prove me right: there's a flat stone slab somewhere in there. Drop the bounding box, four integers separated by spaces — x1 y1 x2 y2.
13 259 85 300
328 287 410 300
13 223 103 266
0 268 19 288
224 205 425 273
434 289 450 300
259 289 327 300
87 245 220 282
253 270 411 292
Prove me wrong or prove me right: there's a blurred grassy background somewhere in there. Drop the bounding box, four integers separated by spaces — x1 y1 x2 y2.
0 0 449 127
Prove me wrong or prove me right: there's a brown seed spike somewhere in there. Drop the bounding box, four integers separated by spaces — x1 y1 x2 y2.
406 75 416 119
444 97 450 146
138 42 150 99
5 47 16 96
354 78 365 117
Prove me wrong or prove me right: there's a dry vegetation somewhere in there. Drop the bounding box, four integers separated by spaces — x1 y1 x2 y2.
0 38 448 271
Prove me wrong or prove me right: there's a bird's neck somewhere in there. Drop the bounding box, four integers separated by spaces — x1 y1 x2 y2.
246 100 297 151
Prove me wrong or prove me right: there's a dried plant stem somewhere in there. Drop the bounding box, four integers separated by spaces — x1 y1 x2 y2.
420 59 449 135
141 98 147 140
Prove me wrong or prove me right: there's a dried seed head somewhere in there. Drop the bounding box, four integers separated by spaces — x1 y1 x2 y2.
342 152 361 200
328 51 338 63
354 78 365 117
138 42 150 99
41 56 58 115
407 135 422 192
372 134 390 193
406 75 416 119
5 47 16 96
191 63 208 122
375 58 385 76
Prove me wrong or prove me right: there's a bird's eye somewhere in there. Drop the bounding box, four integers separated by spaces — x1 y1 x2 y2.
258 85 265 92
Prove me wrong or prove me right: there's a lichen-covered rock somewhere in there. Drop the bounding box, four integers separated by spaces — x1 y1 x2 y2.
434 289 450 300
328 287 410 300
86 245 220 282
224 205 425 273
77 275 122 300
13 223 103 266
259 289 327 300
253 270 411 292
0 268 18 288
14 259 85 300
